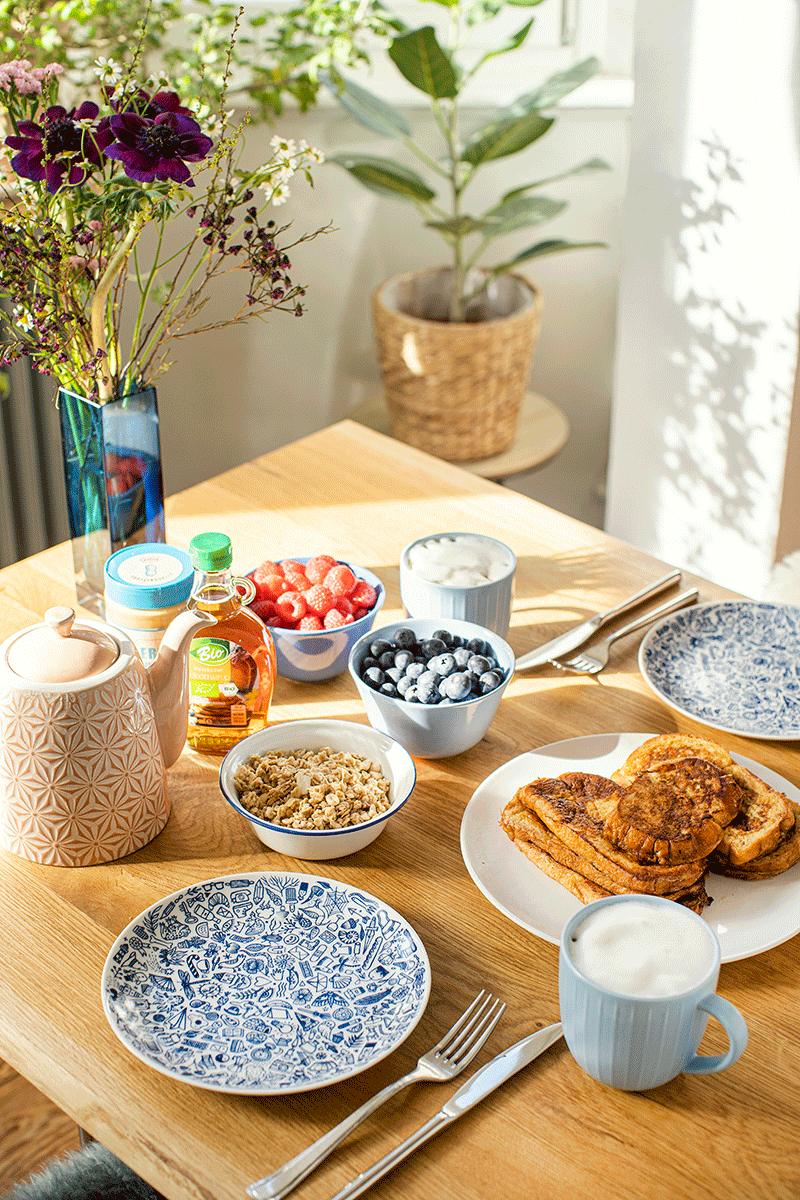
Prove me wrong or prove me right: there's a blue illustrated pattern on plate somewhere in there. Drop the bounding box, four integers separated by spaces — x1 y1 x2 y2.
102 873 430 1093
639 601 800 739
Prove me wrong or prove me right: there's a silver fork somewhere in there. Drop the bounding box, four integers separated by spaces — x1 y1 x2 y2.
246 991 505 1200
551 588 699 674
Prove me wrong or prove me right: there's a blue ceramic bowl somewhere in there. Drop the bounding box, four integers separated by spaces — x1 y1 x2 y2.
348 616 514 758
247 558 385 682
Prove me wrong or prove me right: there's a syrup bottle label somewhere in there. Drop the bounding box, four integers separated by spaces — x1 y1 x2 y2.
188 637 259 727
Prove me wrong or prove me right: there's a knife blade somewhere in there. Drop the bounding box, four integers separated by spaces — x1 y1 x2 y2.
327 1023 563 1200
515 568 681 671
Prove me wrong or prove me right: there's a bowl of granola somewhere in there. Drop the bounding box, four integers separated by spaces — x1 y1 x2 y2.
218 718 416 859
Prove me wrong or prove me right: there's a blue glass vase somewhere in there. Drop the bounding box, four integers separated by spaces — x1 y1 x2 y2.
58 386 166 613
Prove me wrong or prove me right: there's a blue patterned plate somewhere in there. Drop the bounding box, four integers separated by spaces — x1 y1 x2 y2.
101 873 431 1093
638 600 800 739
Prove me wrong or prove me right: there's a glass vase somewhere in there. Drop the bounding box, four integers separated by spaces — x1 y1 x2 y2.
57 385 166 614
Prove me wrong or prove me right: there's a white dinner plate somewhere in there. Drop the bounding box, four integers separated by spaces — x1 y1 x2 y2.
638 600 800 739
102 872 430 1093
460 732 800 962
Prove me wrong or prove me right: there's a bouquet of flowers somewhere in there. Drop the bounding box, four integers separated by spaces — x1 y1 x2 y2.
0 46 326 401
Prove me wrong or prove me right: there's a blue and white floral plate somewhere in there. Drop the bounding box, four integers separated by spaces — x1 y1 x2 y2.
101 872 431 1094
639 600 800 739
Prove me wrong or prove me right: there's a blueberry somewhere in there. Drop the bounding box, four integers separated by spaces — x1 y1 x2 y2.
394 650 413 671
479 669 504 694
442 671 474 701
429 652 456 676
370 638 394 658
363 666 385 689
379 682 398 697
467 654 492 676
385 666 402 684
416 677 441 704
378 650 396 670
420 637 447 658
453 647 471 668
393 628 418 650
432 629 453 646
405 662 425 681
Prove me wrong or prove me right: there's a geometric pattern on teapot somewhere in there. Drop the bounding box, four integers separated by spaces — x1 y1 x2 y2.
0 661 169 866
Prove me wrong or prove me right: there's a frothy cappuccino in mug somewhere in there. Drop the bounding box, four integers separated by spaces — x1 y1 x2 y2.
568 899 716 998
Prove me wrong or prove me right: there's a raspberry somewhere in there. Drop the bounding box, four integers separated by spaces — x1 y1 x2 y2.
324 564 356 597
350 580 377 608
298 614 324 631
276 591 307 623
305 554 338 584
324 608 354 628
253 560 283 584
303 585 334 616
261 572 295 600
250 598 277 622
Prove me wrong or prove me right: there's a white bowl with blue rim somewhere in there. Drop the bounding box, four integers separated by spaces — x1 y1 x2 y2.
218 718 416 859
348 616 514 759
244 558 385 682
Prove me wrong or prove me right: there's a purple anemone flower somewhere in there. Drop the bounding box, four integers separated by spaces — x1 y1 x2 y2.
5 102 106 193
103 109 213 186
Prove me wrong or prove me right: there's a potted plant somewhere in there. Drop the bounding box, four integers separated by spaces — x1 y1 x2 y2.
0 22 328 608
324 0 610 461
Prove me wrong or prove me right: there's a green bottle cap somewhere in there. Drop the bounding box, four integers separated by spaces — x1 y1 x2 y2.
189 532 232 571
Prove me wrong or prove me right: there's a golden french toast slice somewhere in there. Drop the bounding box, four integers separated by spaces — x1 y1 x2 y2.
610 733 735 786
509 775 706 891
588 757 741 865
711 799 800 879
713 763 795 865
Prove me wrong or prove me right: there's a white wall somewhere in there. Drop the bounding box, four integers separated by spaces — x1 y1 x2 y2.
156 97 631 531
605 0 800 595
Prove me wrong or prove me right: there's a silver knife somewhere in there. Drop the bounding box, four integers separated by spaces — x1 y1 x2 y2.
327 1023 564 1200
515 569 681 671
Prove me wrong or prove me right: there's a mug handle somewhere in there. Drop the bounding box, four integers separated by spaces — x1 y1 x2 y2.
683 993 748 1075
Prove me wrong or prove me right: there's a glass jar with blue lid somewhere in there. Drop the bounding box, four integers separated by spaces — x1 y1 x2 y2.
104 544 194 665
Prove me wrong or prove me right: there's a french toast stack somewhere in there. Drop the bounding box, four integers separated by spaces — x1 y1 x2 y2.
501 733 800 911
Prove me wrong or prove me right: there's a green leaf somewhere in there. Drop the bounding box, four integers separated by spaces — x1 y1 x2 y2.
483 195 567 236
494 239 608 272
462 111 554 166
500 158 612 203
320 69 411 138
515 57 600 110
425 215 491 237
329 153 436 202
388 27 458 99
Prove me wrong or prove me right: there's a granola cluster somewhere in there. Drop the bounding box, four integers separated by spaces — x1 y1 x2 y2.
233 746 391 830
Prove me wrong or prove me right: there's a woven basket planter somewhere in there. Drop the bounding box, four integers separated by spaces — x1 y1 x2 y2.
372 267 543 462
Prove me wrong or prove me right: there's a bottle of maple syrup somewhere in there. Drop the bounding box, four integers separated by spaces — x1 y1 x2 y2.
186 532 277 754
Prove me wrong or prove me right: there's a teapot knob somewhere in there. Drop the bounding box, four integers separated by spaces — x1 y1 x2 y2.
45 607 76 638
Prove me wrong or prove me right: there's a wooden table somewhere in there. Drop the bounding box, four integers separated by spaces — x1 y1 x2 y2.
347 391 569 481
0 421 797 1200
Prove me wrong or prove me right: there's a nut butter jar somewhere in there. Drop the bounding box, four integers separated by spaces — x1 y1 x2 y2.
104 544 194 666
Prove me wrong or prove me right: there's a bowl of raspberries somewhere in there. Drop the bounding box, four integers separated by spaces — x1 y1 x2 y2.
348 616 514 758
245 554 385 682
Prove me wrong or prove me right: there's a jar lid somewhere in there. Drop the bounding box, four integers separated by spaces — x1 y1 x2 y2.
190 532 232 571
105 544 194 610
6 607 119 683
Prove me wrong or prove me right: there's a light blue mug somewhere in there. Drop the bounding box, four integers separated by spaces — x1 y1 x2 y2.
558 894 748 1090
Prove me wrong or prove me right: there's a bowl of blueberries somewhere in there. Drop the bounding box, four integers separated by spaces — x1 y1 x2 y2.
348 616 514 759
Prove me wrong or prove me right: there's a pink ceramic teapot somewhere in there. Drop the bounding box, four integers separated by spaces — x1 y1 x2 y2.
0 604 215 866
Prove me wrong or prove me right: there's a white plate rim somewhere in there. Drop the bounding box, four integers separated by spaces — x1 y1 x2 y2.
101 871 431 1094
638 599 800 740
460 732 800 963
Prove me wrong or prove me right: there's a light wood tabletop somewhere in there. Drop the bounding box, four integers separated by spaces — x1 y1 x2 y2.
0 420 797 1200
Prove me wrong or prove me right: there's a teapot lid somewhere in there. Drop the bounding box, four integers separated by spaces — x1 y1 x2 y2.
6 607 119 683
